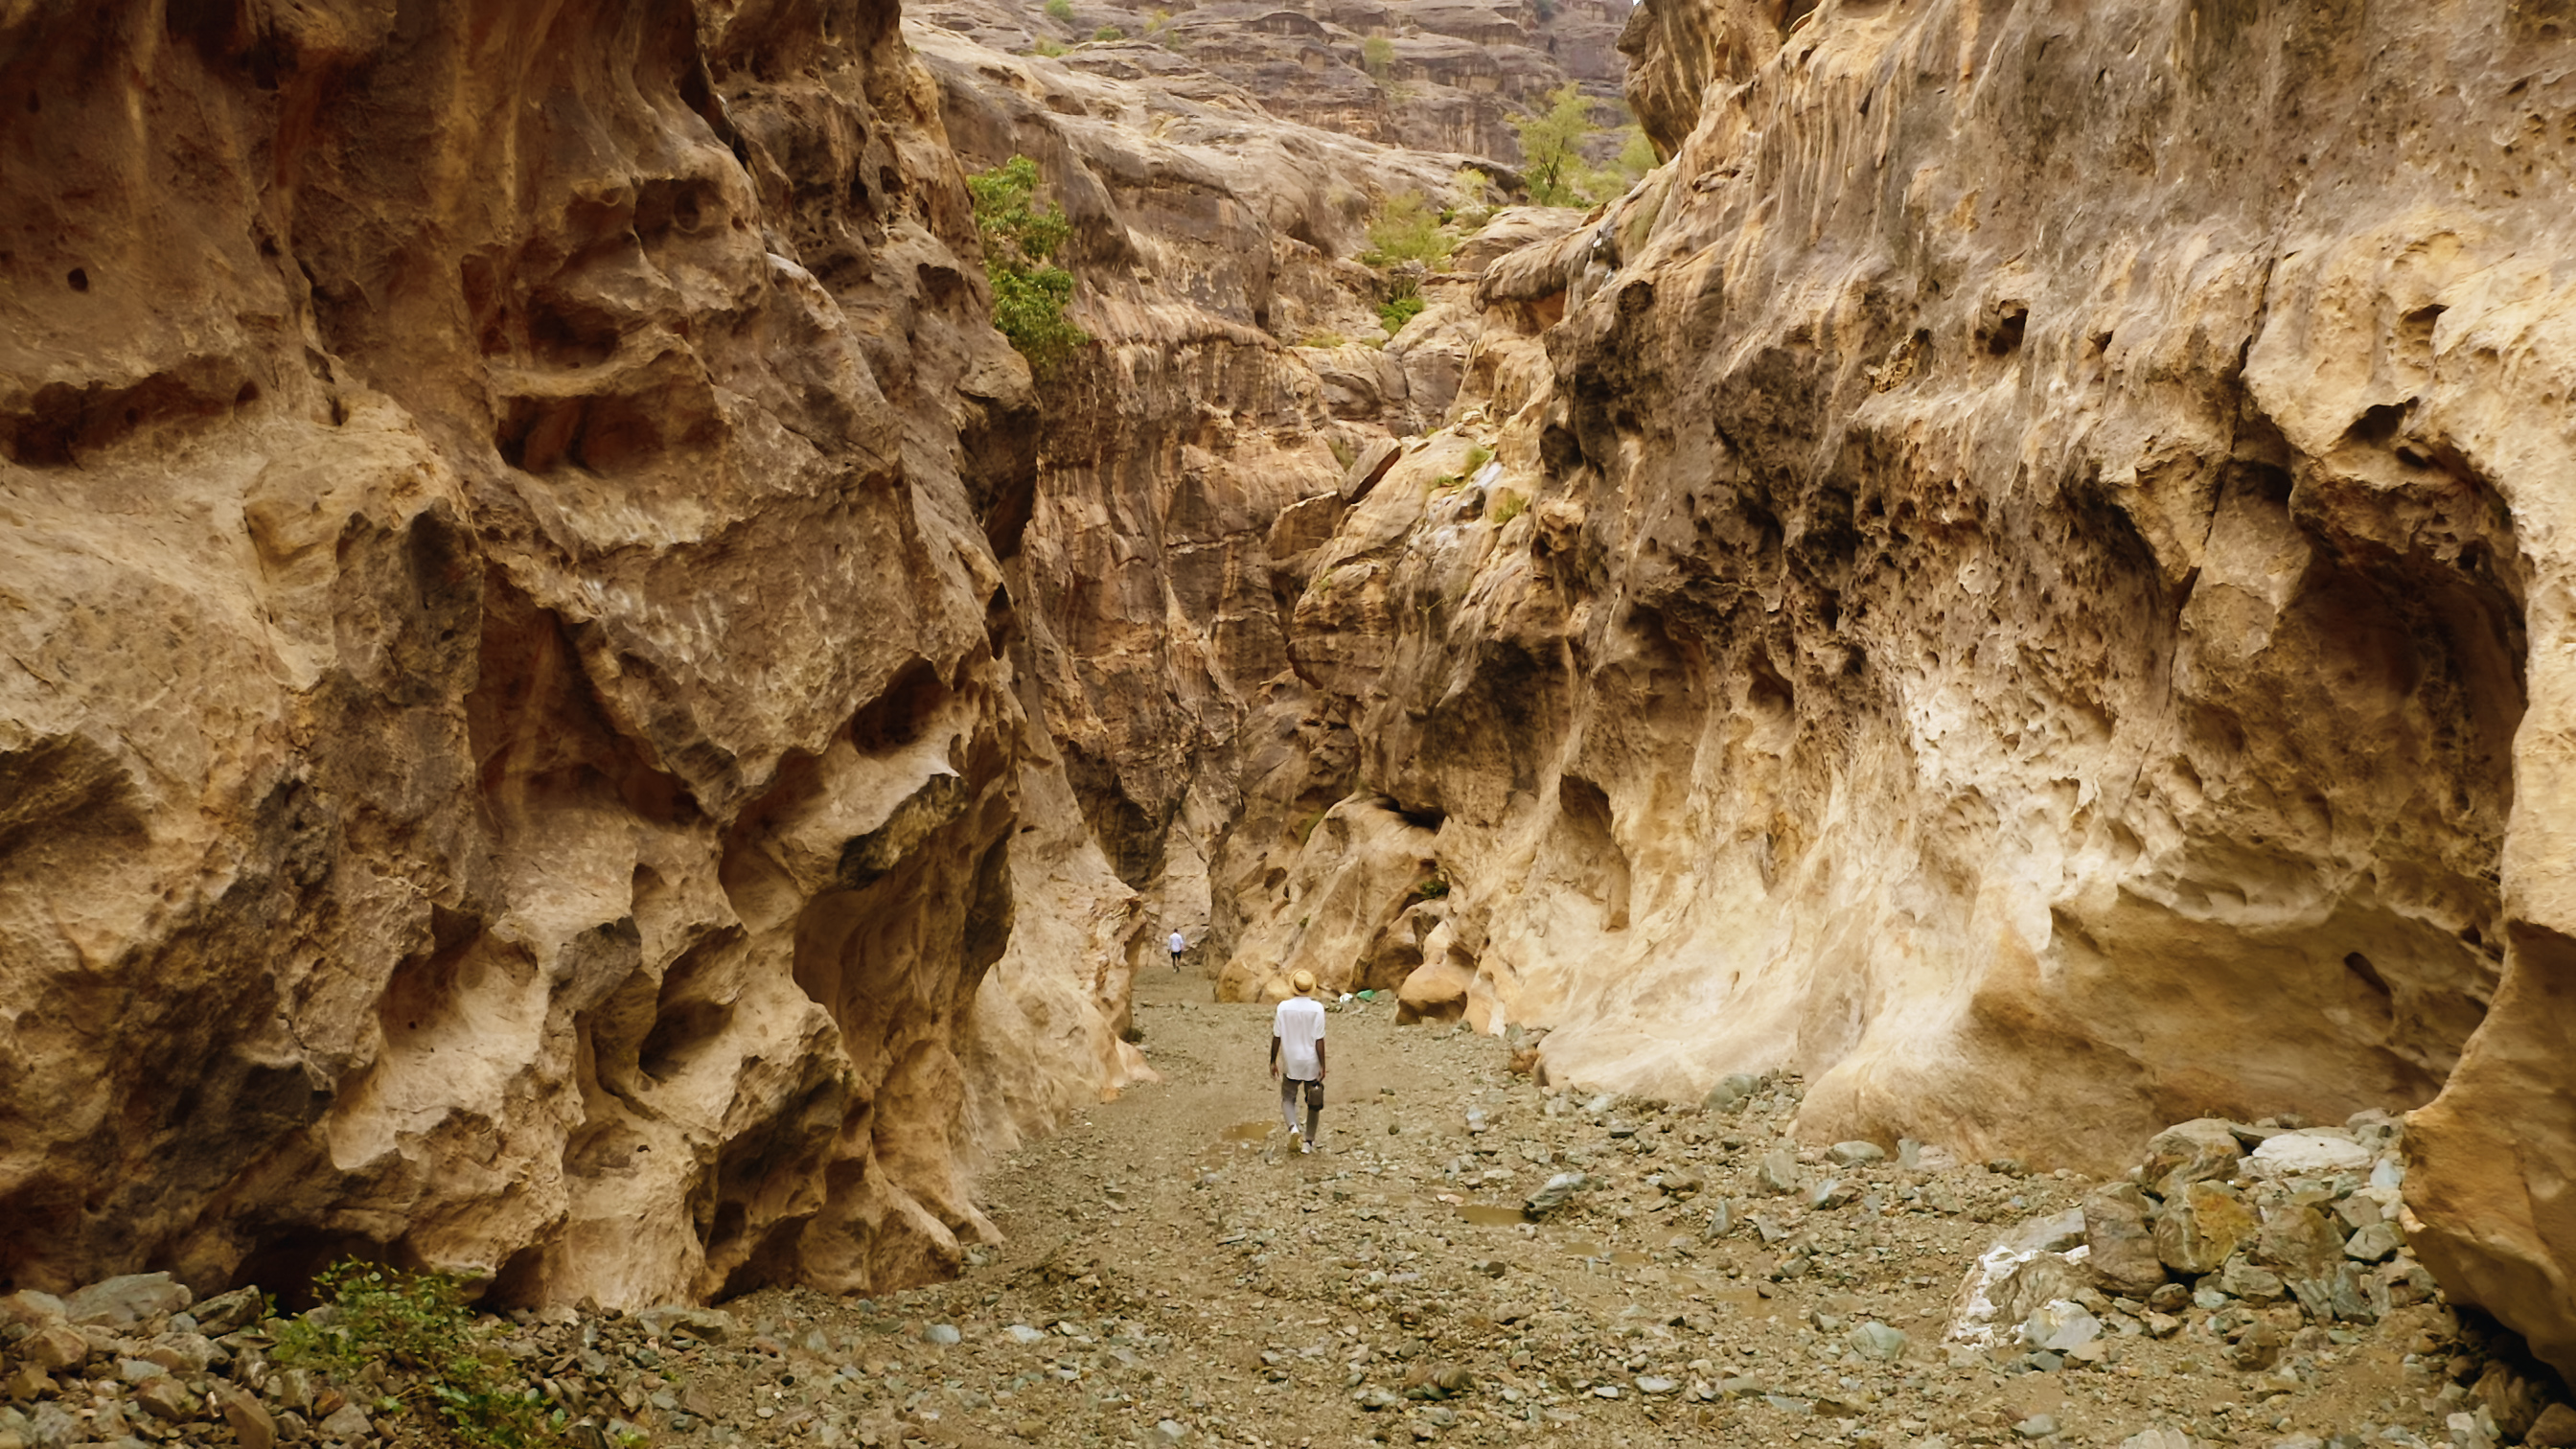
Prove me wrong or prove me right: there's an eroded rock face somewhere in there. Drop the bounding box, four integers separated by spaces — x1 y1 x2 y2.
1216 0 2576 1378
0 0 1128 1306
914 0 1631 166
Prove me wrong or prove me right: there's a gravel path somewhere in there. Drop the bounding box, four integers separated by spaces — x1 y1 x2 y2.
0 969 2538 1449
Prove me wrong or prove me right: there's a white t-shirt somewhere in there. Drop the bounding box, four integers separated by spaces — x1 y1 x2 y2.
1168 932 1186 954
1274 996 1326 1080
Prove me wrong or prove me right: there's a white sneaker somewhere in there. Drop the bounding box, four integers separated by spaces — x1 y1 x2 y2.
1299 1136 1313 1154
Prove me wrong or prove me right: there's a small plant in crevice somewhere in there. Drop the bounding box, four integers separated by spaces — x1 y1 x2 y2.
273 1260 572 1448
1044 0 1074 19
1409 875 1451 901
1031 37 1068 56
1092 24 1125 40
1327 435 1357 470
1490 489 1528 525
967 155 1089 371
1462 443 1494 472
1377 289 1426 335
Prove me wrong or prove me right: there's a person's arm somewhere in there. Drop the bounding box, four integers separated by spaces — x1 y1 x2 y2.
1269 1016 1281 1078
1315 1037 1327 1083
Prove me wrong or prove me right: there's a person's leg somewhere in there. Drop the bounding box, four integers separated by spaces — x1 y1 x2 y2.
1280 1074 1300 1135
1303 1080 1322 1145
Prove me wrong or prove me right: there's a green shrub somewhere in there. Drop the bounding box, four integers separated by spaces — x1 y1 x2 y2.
1300 330 1349 349
1045 0 1074 19
273 1261 570 1449
1377 291 1427 335
1327 435 1357 469
1032 36 1067 55
1145 8 1173 34
1410 876 1451 901
1361 34 1396 80
1490 489 1527 525
1362 191 1455 268
967 155 1089 370
1092 24 1125 39
1463 443 1494 472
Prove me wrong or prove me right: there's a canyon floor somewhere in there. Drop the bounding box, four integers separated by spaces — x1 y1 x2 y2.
678 969 2482 1449
0 969 2517 1449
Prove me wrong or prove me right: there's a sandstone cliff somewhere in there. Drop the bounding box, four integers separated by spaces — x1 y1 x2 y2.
912 0 1633 167
1212 0 2576 1380
0 0 1141 1307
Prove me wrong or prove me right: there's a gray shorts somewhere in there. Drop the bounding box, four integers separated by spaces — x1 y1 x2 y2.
1280 1077 1323 1110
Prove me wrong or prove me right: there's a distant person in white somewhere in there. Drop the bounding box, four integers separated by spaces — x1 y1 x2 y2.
1167 929 1187 972
1270 969 1327 1152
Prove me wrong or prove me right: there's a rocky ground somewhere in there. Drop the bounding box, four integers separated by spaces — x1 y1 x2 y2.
3 968 2568 1449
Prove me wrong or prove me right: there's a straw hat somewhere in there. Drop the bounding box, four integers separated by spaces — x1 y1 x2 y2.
1291 969 1318 994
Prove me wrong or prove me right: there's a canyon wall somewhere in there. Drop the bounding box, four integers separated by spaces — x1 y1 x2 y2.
912 21 1512 941
1214 0 2576 1378
0 0 1142 1308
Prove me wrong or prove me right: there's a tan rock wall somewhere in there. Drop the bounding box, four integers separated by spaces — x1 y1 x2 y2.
0 0 1124 1306
1220 0 2576 1378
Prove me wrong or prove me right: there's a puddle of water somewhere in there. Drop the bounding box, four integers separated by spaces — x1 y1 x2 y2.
1453 1205 1530 1227
1609 1251 1651 1268
1221 1121 1276 1144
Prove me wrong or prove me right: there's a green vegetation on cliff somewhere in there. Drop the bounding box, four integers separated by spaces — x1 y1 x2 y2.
967 155 1089 370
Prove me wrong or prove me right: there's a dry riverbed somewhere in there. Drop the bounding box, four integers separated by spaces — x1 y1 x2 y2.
1 968 2562 1449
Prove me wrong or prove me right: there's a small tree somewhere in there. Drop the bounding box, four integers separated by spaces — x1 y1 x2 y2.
1510 81 1599 206
967 155 1089 370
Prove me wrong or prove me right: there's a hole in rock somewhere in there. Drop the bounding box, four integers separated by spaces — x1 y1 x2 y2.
66 267 87 291
1985 304 2027 356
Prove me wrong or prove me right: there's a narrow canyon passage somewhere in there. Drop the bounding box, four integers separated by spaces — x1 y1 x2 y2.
9 0 2576 1445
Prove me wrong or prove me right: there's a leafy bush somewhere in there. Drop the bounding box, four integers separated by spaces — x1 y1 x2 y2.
1044 0 1074 18
273 1261 567 1449
1445 166 1496 227
1092 24 1125 39
1032 36 1067 55
1490 489 1528 525
1300 330 1349 349
1327 435 1356 470
1145 8 1173 34
967 155 1089 370
1362 191 1455 268
1377 292 1426 334
1361 34 1396 80
1410 876 1451 901
1463 443 1494 472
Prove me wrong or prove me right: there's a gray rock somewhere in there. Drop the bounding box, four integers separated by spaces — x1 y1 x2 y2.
1702 1074 1760 1114
1635 1375 1678 1394
2219 1256 2287 1303
923 1323 961 1346
1828 1140 1886 1165
1758 1148 1799 1195
188 1286 264 1337
1154 1419 1189 1443
633 1305 740 1344
28 1403 78 1449
0 1292 65 1330
1006 1324 1047 1345
1525 1172 1590 1216
2117 1431 2194 1449
2022 1300 2102 1353
131 1377 195 1422
1808 1177 1855 1210
2014 1413 2061 1438
62 1274 191 1328
2343 1220 2404 1263
318 1403 373 1441
1352 1387 1401 1411
1847 1322 1909 1362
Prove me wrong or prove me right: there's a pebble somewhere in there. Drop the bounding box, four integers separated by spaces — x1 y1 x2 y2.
2014 1413 2060 1438
925 1323 962 1346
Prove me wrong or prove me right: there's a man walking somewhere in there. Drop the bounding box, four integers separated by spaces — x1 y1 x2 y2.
1168 928 1187 972
1269 969 1327 1153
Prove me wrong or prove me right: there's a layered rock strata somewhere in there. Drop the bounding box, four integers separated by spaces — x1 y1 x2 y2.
0 0 1138 1306
1213 0 2576 1379
912 0 1630 164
